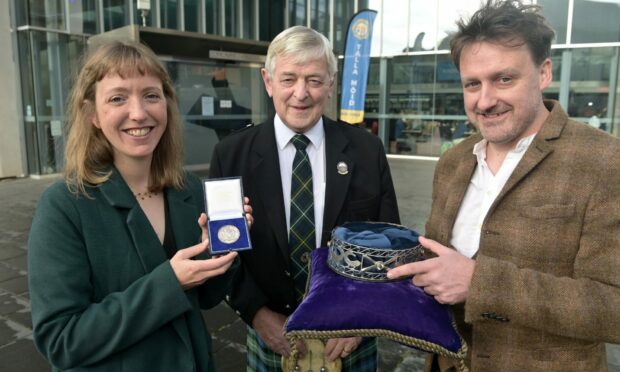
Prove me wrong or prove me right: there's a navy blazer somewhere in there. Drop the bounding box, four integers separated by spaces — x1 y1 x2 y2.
209 116 400 325
28 170 234 371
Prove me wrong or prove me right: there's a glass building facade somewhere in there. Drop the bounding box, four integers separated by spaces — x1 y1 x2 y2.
6 0 620 175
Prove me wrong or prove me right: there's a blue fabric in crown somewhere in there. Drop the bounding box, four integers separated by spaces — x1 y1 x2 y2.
333 222 419 249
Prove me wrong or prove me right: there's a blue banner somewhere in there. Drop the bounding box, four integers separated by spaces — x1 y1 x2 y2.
339 9 377 124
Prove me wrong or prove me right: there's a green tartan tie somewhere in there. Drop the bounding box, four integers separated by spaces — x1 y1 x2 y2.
289 134 315 301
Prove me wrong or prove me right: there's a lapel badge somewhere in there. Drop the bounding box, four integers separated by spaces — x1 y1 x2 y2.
337 161 349 175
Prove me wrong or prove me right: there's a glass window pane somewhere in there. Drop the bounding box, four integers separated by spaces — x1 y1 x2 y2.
310 0 329 37
17 31 39 173
103 0 130 31
543 49 563 102
19 30 87 174
171 61 270 167
332 0 356 53
225 0 237 37
380 0 409 56
258 0 285 41
408 0 437 51
28 0 65 30
14 0 30 27
567 48 615 134
241 0 256 39
538 0 568 44
613 48 620 137
184 0 200 32
69 0 99 34
572 0 620 43
160 0 179 30
205 0 220 34
386 54 468 156
289 0 306 26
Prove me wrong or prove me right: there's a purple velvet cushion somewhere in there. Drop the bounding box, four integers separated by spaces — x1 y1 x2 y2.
285 247 466 358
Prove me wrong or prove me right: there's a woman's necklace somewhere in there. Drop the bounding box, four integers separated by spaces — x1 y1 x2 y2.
134 190 159 200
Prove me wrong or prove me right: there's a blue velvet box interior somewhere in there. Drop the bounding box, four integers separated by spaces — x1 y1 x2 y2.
208 217 252 254
285 247 467 359
203 176 251 254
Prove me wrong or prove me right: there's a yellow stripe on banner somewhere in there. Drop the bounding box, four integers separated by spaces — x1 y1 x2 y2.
340 109 365 124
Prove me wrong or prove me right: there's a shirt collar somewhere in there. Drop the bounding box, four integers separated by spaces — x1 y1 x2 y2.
472 132 537 163
274 114 324 151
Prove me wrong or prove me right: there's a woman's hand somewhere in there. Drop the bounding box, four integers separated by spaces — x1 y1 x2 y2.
170 244 237 290
171 213 238 290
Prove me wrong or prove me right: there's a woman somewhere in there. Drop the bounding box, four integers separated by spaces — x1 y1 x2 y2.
28 41 247 371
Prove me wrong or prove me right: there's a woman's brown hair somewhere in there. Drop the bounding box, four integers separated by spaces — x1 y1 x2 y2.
64 41 184 196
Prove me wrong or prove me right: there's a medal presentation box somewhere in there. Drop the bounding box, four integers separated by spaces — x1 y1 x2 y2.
203 177 252 254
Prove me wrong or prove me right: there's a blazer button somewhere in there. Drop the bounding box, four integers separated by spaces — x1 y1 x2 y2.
284 270 291 277
225 295 230 302
285 304 291 309
235 310 241 316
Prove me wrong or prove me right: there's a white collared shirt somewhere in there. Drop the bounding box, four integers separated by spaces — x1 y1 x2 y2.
274 114 326 248
451 133 536 258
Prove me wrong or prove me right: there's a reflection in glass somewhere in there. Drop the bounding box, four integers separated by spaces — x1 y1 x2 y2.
407 0 437 51
170 61 269 167
437 0 482 50
567 48 616 133
380 0 409 55
366 52 470 156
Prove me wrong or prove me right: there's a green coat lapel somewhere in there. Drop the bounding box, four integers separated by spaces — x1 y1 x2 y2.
166 185 201 253
99 170 167 273
99 169 198 354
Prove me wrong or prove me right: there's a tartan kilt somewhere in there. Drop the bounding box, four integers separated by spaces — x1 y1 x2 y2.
246 326 377 372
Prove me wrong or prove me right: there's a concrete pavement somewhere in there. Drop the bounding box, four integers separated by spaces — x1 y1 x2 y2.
0 158 618 371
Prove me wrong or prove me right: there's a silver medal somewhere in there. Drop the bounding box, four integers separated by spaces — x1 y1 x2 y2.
217 225 240 244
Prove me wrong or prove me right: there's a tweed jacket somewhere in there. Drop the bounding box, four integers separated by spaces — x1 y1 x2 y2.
209 116 400 325
425 101 620 371
28 170 235 371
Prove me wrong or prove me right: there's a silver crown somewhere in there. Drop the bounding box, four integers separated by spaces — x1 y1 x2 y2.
327 222 425 282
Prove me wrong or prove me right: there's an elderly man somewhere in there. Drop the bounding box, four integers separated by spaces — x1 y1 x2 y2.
210 26 400 371
388 1 620 371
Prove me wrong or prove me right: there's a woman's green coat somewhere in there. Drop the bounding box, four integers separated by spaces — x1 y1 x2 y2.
28 170 236 371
